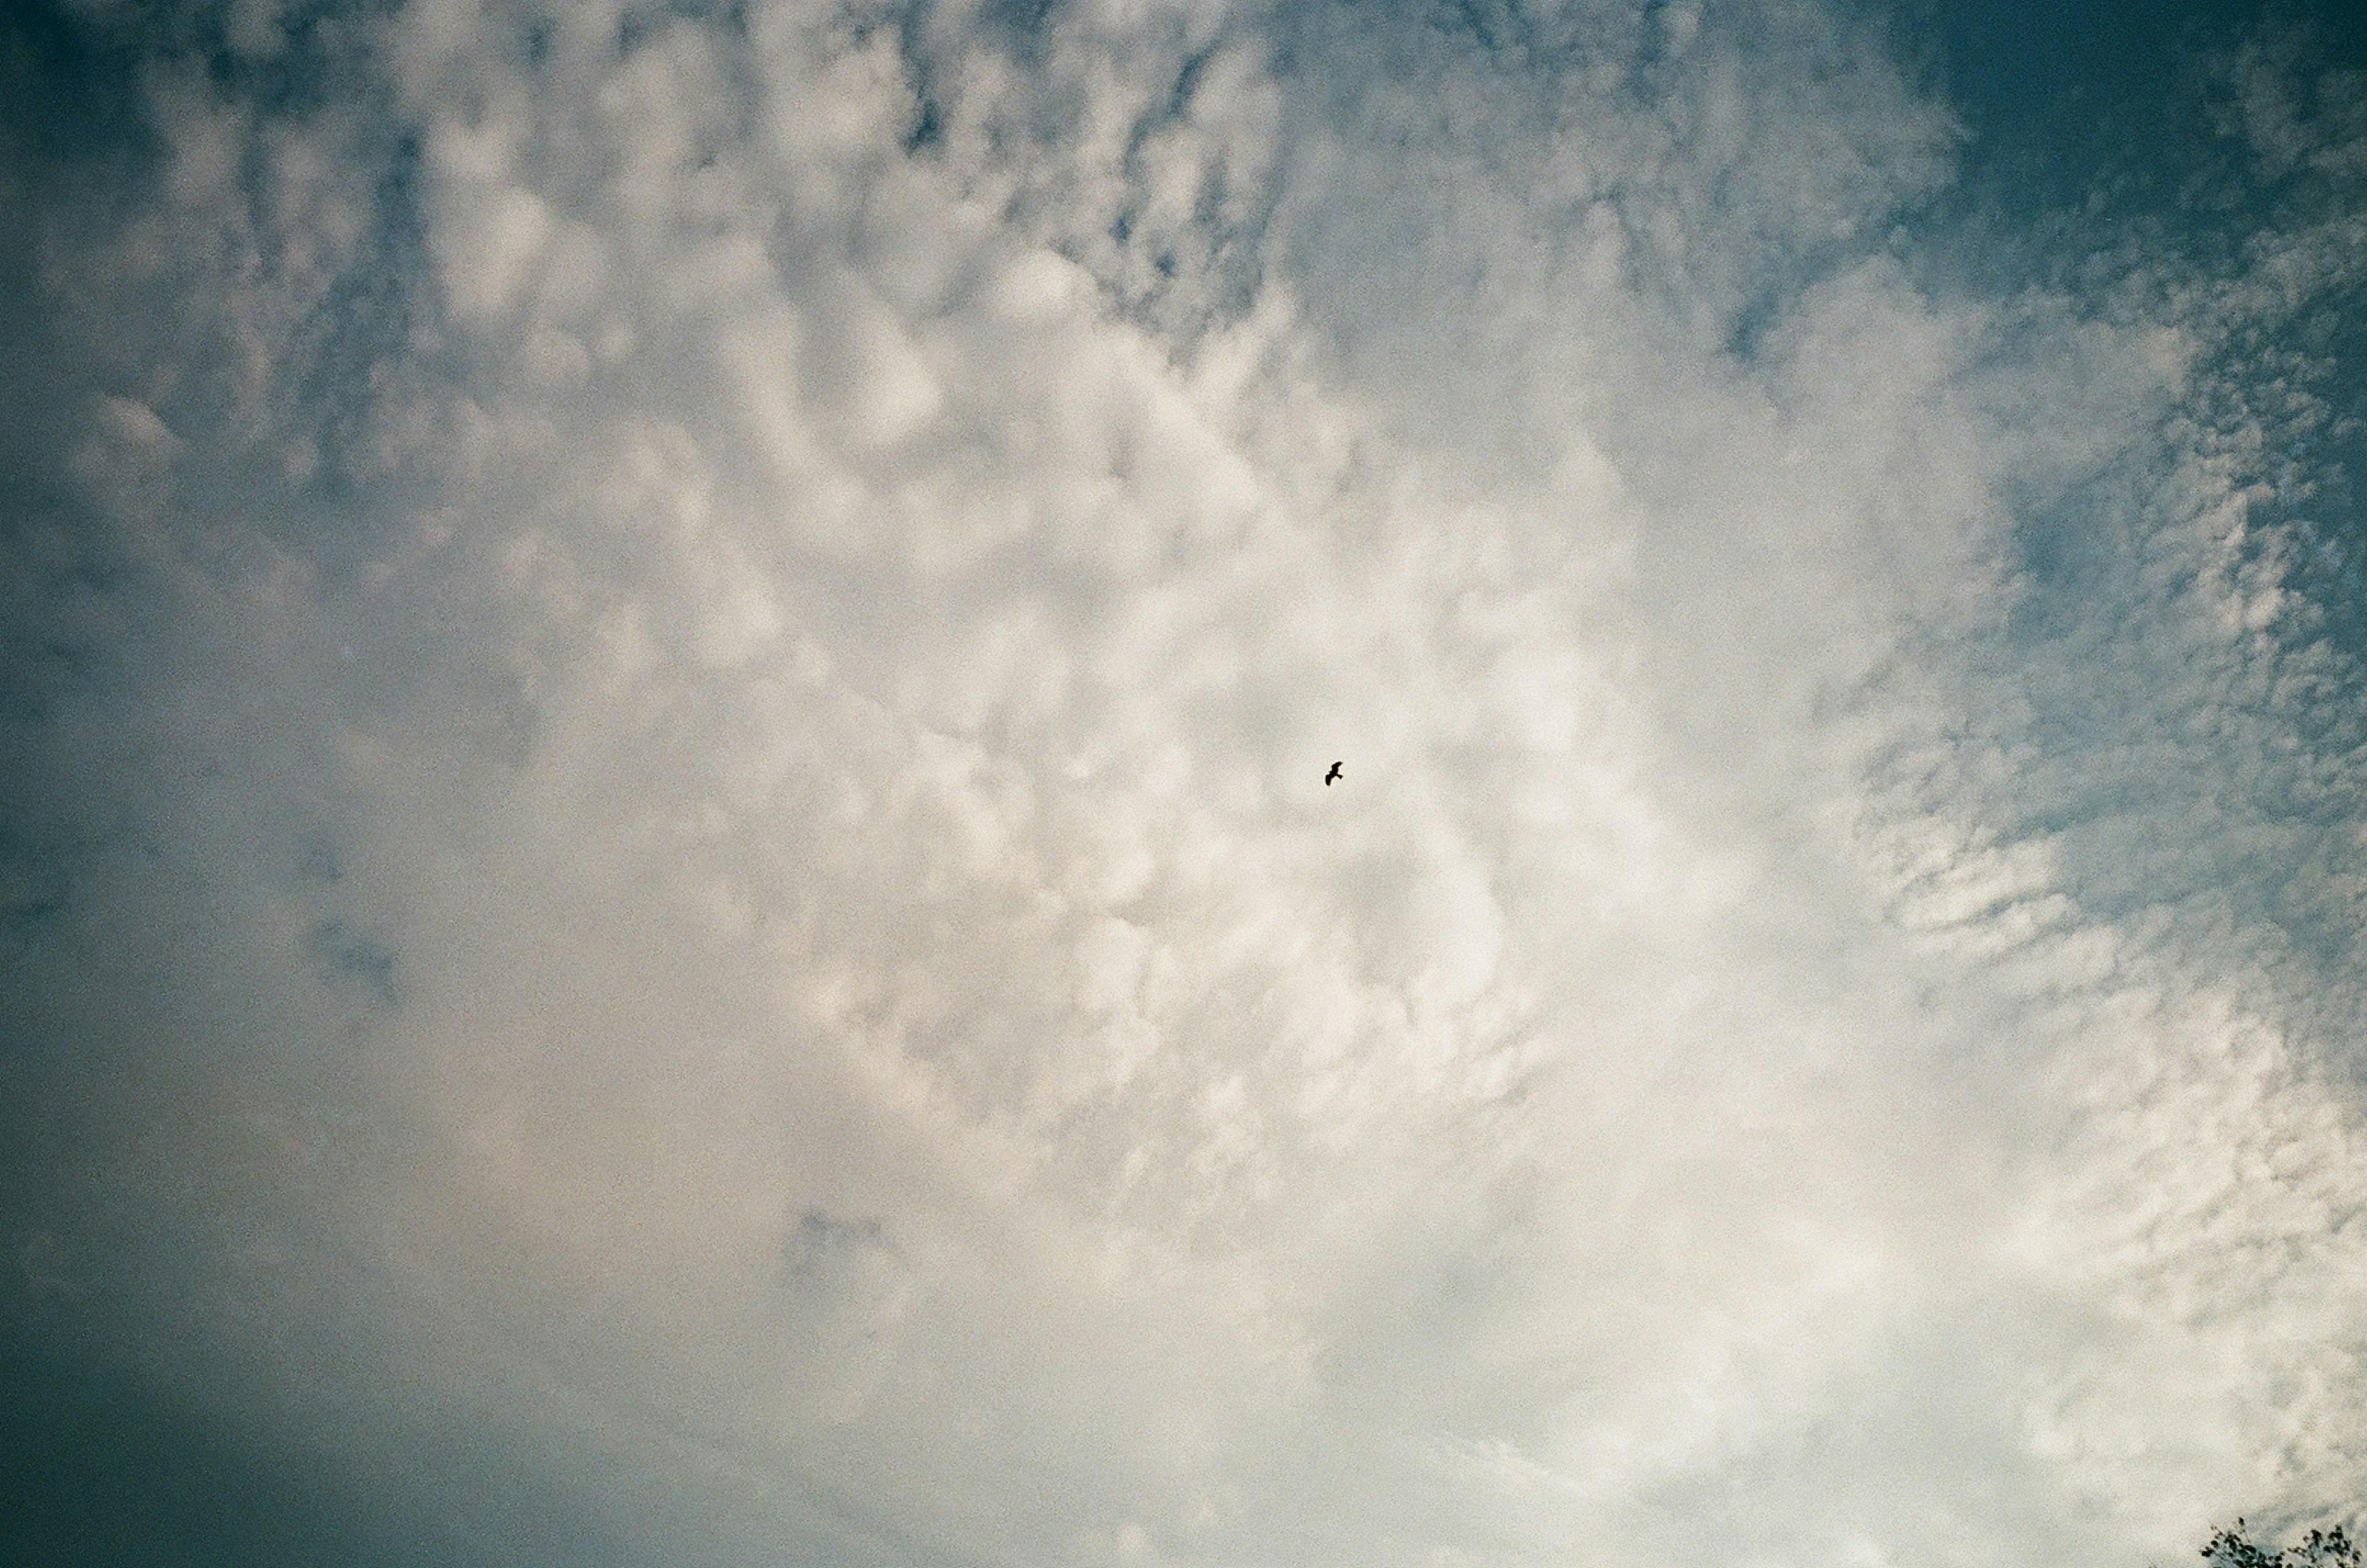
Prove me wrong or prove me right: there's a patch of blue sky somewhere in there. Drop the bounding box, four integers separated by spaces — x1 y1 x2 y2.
1908 0 2367 624
1860 0 2367 1056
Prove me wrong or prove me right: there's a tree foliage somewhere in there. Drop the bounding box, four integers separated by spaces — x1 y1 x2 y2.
2202 1521 2363 1568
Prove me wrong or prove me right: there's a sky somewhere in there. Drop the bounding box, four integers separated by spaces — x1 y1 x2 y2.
1 0 2365 1565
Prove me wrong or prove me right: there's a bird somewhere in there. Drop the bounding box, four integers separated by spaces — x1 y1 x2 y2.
1324 762 1343 786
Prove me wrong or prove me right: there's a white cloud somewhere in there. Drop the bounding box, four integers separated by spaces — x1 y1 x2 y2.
2 2 2363 1566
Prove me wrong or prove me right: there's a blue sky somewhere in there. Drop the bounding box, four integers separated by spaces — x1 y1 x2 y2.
2 1 2365 1564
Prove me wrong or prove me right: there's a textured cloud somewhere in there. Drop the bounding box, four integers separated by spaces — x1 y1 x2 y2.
2 2 2364 1566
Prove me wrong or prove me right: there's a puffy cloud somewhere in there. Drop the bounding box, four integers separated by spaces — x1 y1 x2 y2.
2 2 2363 1566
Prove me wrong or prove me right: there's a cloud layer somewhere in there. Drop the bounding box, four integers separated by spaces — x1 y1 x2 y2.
4 2 2364 1565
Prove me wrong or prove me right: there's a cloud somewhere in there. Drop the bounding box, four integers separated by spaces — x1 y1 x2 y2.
2 2 2364 1566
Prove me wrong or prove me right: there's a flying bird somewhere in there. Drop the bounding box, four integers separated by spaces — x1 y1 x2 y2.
1325 762 1343 786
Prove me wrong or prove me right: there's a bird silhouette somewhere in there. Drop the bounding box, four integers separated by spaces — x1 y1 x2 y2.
1325 762 1343 786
